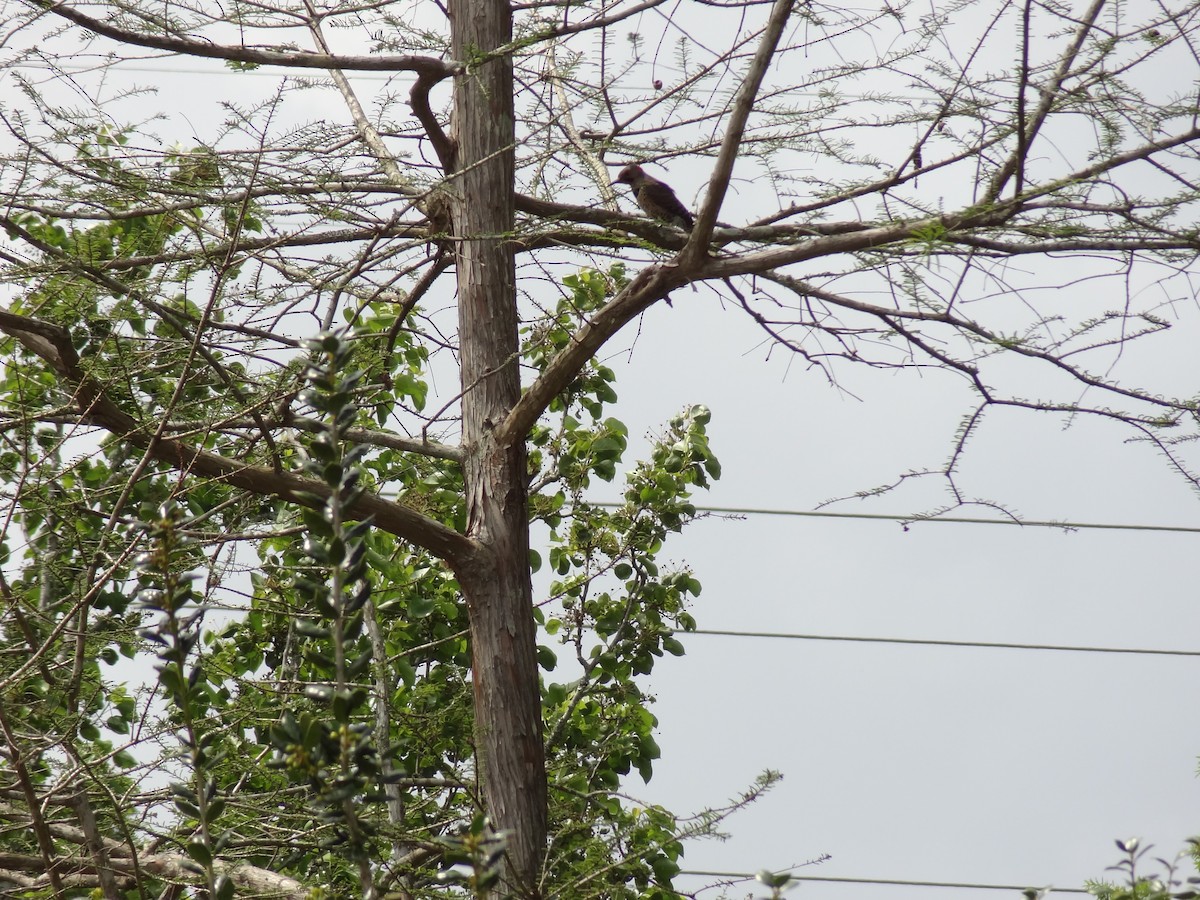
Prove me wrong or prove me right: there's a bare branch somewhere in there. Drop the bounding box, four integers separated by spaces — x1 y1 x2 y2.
984 0 1107 202
687 0 795 251
38 0 458 73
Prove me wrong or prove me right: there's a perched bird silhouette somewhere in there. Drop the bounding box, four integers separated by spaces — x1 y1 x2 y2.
614 164 694 231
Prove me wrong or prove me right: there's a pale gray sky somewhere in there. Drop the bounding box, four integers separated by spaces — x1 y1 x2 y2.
615 311 1200 898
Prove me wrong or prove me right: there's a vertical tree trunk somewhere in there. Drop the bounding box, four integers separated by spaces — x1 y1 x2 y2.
448 0 547 895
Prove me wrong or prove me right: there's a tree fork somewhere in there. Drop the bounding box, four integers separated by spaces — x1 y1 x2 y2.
448 0 547 894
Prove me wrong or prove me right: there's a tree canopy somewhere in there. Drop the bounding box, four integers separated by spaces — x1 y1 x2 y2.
1 0 1199 896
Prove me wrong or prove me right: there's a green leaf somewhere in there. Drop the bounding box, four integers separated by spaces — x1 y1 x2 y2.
408 593 436 617
185 840 212 867
651 855 680 882
174 798 202 819
662 636 686 656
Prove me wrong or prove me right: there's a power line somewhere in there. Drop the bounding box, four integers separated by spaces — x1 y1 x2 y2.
701 506 1200 534
592 502 1200 657
594 501 1200 535
5 61 934 99
679 871 1087 893
684 629 1200 657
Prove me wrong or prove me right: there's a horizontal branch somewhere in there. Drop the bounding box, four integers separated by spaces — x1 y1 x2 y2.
497 174 1200 448
701 123 1200 277
947 235 1200 254
288 416 462 462
6 186 873 261
697 206 1017 278
756 270 1191 419
509 0 669 40
497 210 993 447
40 0 457 74
92 223 432 273
0 808 311 899
0 308 477 565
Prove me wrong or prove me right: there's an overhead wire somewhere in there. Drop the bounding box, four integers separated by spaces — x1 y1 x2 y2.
591 502 1200 657
660 503 1187 897
691 505 1200 534
683 629 1200 657
586 502 1199 657
594 501 1200 535
678 871 1088 893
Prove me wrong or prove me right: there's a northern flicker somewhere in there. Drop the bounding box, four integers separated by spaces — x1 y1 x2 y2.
614 164 694 231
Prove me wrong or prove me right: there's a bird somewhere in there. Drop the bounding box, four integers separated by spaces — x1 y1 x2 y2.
614 164 694 231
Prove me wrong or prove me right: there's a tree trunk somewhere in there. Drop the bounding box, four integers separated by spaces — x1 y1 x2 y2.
449 0 547 895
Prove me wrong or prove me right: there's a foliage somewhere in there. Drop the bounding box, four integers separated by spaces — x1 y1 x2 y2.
0 249 729 897
2 0 1200 896
1087 838 1200 900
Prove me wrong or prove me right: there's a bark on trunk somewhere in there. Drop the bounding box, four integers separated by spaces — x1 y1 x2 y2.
449 0 547 894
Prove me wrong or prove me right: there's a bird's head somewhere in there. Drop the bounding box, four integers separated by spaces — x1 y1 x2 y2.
614 164 645 186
